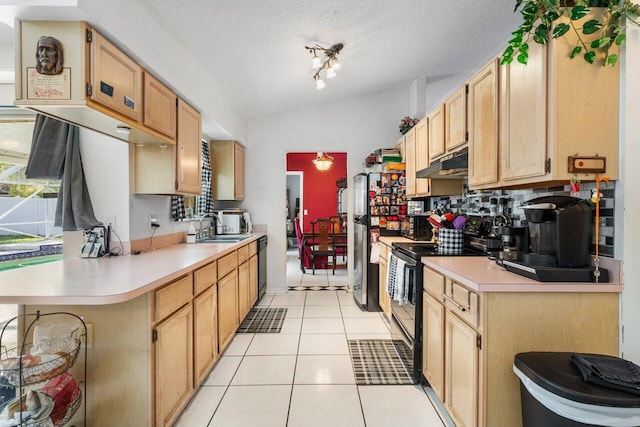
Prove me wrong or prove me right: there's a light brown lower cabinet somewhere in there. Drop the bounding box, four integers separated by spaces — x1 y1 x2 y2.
422 291 445 401
218 269 239 352
378 243 391 319
238 260 250 322
445 311 479 427
154 303 194 427
194 285 218 385
421 266 619 427
249 254 258 307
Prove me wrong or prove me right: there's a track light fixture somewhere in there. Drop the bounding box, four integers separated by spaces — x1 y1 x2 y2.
304 43 343 89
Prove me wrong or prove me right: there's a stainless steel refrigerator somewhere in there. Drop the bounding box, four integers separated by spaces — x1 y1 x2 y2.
353 172 406 311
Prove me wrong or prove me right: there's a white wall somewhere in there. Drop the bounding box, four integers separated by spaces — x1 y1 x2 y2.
621 16 640 362
244 86 409 293
79 128 130 240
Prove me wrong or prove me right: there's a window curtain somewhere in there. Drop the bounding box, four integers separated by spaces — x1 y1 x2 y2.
171 140 212 220
26 114 100 231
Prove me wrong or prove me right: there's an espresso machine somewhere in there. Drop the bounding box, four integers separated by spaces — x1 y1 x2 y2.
501 195 608 282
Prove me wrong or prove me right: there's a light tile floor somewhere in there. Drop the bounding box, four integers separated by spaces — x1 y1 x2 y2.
175 251 449 427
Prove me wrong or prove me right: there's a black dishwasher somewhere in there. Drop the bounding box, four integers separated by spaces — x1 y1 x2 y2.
257 236 267 301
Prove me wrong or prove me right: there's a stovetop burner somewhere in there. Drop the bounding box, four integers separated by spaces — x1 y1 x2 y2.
392 241 485 260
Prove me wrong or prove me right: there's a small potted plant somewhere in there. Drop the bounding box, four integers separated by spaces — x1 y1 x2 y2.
398 116 418 135
502 0 640 67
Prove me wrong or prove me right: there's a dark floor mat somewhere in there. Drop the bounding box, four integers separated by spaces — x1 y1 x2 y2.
348 339 416 385
237 307 287 333
287 284 348 291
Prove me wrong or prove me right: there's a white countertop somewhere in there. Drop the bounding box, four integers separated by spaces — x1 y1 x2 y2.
0 234 264 305
422 256 622 293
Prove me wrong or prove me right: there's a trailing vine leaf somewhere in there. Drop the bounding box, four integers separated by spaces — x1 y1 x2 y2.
505 0 640 68
570 45 582 59
553 22 571 38
517 52 529 64
501 54 515 65
571 5 590 20
582 19 603 34
590 36 611 48
584 50 596 64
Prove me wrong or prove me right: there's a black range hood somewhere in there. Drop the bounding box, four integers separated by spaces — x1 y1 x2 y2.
416 147 468 179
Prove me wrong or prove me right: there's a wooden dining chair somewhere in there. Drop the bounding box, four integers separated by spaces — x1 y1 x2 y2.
330 215 347 263
310 218 335 275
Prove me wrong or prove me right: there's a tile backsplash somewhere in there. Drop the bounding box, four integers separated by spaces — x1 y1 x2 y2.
425 180 616 257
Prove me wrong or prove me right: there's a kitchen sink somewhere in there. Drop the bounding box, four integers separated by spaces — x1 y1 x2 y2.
197 235 251 244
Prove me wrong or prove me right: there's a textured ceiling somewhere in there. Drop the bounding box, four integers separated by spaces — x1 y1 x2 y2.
0 1 523 121
140 0 522 120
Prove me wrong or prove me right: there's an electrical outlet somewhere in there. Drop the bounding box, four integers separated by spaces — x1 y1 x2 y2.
149 214 159 229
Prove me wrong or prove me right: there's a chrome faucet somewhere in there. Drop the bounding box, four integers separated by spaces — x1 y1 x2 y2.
197 212 222 240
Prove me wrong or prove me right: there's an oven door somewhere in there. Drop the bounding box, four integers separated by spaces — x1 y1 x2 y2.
388 249 423 379
389 250 419 343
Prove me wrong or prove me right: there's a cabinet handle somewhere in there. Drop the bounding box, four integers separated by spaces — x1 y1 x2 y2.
443 294 466 312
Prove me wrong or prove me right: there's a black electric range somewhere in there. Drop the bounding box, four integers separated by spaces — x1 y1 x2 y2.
392 241 485 260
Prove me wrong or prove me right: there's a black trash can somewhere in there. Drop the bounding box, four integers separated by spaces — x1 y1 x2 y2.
513 352 640 427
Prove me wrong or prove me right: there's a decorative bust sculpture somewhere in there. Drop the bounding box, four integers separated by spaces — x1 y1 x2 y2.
35 36 64 75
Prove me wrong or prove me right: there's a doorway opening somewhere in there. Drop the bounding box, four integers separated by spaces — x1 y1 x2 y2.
286 152 348 290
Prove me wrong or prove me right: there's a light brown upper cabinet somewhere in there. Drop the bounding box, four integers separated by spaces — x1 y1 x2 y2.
131 98 202 195
211 140 246 201
403 128 417 197
176 99 202 194
468 59 499 189
428 104 446 161
444 86 468 153
144 73 177 139
499 10 619 187
15 20 177 146
414 118 430 195
89 29 143 122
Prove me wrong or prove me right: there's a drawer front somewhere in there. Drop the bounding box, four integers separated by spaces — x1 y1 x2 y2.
238 244 250 264
155 274 193 321
445 279 479 328
249 241 257 256
423 267 445 301
218 252 237 279
194 261 217 295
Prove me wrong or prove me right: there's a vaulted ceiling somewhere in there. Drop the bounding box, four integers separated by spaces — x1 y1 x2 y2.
0 1 522 124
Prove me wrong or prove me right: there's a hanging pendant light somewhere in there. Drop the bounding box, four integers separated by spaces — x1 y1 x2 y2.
313 152 334 171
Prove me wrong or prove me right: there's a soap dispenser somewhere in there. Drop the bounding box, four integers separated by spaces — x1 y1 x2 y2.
187 223 197 244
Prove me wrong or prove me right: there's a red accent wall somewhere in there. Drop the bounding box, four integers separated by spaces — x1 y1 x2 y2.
287 152 347 232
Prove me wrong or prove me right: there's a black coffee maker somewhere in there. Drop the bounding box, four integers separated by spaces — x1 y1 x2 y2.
501 195 608 282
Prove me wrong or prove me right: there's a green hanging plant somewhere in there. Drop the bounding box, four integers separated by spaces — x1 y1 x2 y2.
502 0 640 67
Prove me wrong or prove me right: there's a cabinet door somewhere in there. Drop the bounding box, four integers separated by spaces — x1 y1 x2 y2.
176 99 202 194
194 286 217 386
500 41 548 182
238 260 250 322
468 59 499 188
90 29 143 122
378 257 390 320
414 118 430 195
234 142 245 200
249 254 258 307
428 104 445 161
218 270 239 352
445 86 467 152
422 292 445 402
445 313 479 427
404 130 416 196
144 73 177 139
154 303 193 427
